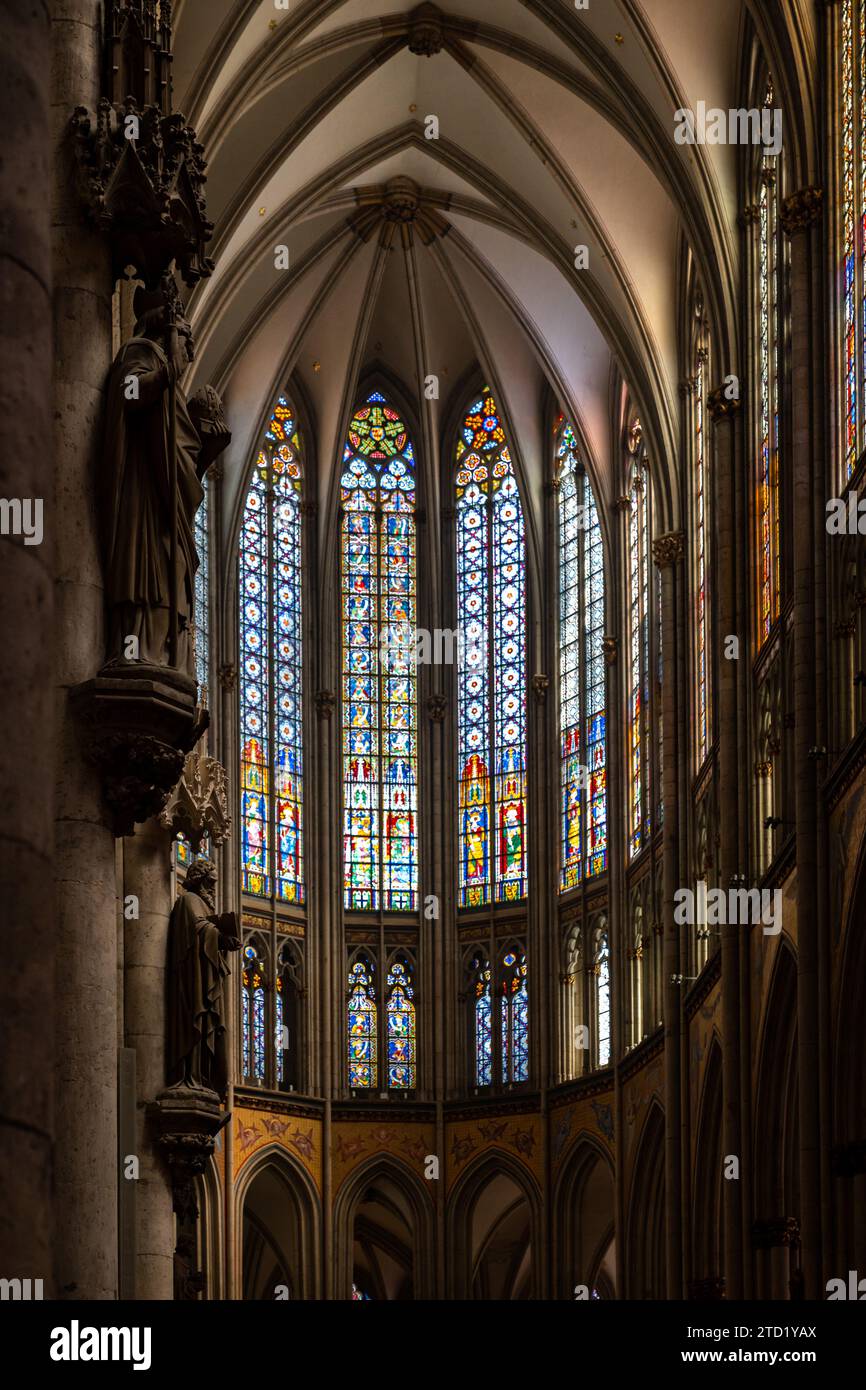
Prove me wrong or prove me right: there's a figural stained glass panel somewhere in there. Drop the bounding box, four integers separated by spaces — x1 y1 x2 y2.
473 954 493 1086
347 959 377 1089
341 392 418 912
239 398 304 903
500 950 528 1083
386 959 416 1089
557 421 607 887
627 425 651 859
695 357 711 766
757 78 781 645
456 389 527 907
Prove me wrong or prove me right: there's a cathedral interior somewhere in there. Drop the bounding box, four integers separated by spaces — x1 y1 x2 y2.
3 0 866 1310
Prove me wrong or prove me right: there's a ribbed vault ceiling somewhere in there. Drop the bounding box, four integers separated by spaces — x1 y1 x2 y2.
171 0 795 551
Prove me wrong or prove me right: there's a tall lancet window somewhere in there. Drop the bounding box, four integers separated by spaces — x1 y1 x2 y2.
840 0 866 477
694 352 711 766
456 389 527 907
347 958 377 1089
341 392 418 911
626 420 651 858
239 398 304 903
757 76 781 643
471 953 493 1086
500 950 529 1083
557 419 607 888
386 958 416 1089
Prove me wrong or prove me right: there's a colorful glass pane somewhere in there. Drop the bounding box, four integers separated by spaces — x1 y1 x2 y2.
386 959 416 1088
456 389 527 906
194 475 209 702
627 431 650 858
239 398 304 902
347 959 377 1089
557 423 607 885
844 0 858 477
500 950 529 1083
596 933 610 1067
242 945 266 1082
474 955 492 1086
276 975 284 1086
695 357 710 765
757 83 781 645
341 393 417 911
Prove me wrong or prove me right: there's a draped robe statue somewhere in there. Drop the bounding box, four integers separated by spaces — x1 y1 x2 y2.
167 858 240 1098
100 280 229 677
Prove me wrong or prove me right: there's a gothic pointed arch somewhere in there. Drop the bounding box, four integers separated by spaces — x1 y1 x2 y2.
447 1150 541 1300
333 1153 435 1301
553 1133 616 1299
235 1144 322 1300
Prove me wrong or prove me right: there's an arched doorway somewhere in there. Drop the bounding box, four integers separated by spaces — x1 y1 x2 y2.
691 1038 724 1296
625 1101 666 1298
753 944 800 1299
237 1148 321 1299
554 1137 616 1298
448 1154 539 1299
334 1156 434 1300
352 1174 415 1300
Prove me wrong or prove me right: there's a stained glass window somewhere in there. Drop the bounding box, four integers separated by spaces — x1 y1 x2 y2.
239 397 304 903
386 958 416 1089
627 422 651 858
695 355 711 766
500 950 528 1083
456 389 527 907
242 942 267 1082
472 953 493 1086
843 0 859 476
557 419 607 887
341 392 417 912
347 958 377 1089
757 78 781 643
595 931 610 1067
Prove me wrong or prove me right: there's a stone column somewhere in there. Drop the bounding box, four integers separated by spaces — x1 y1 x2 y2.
122 821 175 1299
51 0 118 1299
0 0 55 1289
653 530 684 1299
708 388 744 1298
781 184 824 1298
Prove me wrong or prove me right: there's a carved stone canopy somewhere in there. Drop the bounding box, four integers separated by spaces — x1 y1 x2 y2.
70 4 214 288
160 748 231 850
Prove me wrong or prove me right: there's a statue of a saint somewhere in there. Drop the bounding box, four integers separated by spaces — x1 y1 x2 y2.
100 273 229 678
167 857 241 1098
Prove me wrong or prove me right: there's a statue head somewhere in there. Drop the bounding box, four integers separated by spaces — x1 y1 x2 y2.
184 857 217 897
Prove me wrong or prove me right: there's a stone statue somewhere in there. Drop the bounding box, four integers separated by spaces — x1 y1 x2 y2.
167 857 240 1098
100 273 229 678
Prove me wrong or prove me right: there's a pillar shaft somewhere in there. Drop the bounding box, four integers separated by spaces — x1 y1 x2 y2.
0 0 55 1288
51 0 118 1299
709 395 744 1297
123 821 175 1299
654 531 684 1299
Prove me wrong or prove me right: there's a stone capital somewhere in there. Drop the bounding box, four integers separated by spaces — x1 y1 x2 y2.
707 386 742 420
652 531 685 569
780 186 823 237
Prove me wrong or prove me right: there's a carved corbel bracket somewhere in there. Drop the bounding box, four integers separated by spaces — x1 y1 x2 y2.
71 662 206 836
151 1085 230 1300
